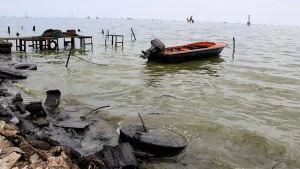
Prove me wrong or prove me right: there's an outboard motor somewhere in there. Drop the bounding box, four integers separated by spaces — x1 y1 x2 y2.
141 39 165 59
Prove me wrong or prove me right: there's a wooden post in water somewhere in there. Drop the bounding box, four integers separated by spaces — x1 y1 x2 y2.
138 113 148 133
8 26 10 34
247 15 251 26
65 48 72 68
71 38 75 48
131 28 136 42
232 37 235 57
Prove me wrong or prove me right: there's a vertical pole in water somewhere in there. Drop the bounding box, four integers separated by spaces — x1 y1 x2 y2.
247 15 251 26
8 26 10 34
131 28 136 42
66 47 72 68
138 113 148 133
232 37 235 57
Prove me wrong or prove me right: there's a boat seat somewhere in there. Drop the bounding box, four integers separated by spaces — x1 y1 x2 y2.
180 48 189 51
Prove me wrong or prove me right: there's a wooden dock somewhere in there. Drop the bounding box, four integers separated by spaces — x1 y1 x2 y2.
0 35 93 52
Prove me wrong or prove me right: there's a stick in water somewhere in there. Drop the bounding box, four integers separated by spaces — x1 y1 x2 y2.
65 48 72 68
138 113 147 133
81 105 110 119
232 37 236 57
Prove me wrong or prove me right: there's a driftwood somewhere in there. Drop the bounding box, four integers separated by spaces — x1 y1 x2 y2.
138 113 147 133
80 105 110 120
17 135 49 161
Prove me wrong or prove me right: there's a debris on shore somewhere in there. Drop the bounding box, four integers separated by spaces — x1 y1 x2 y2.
0 83 138 169
0 62 188 169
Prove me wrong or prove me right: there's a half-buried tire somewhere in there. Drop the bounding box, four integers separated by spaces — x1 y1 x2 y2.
0 67 27 79
0 42 13 48
14 63 37 70
0 47 12 54
119 125 188 157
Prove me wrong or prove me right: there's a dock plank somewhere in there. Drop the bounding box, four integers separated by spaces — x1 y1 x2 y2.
0 35 93 41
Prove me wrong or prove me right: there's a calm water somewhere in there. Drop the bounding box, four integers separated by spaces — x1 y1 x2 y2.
1 18 300 169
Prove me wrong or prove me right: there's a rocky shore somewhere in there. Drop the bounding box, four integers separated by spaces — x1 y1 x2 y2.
0 65 138 169
0 61 188 169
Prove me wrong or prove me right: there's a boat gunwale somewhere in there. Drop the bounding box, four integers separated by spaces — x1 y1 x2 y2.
162 42 228 55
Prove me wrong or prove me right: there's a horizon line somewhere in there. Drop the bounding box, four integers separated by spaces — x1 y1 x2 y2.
0 16 299 27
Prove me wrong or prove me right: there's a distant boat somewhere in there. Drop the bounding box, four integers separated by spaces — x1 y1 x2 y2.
127 18 132 20
141 39 228 63
247 15 251 26
87 16 90 19
96 17 99 19
25 11 29 18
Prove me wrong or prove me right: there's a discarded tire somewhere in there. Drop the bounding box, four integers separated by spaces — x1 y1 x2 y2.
0 42 13 48
0 67 27 79
119 125 188 157
49 40 57 50
14 63 37 70
0 42 12 54
0 47 11 54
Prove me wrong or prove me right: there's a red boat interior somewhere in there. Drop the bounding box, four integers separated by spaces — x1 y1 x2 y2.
164 42 216 52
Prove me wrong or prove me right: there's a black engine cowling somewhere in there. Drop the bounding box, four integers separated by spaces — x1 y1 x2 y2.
141 39 165 59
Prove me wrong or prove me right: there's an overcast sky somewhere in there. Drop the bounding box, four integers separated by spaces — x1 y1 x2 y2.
1 0 299 25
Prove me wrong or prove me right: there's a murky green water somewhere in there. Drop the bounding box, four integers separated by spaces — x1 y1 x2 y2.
1 18 300 168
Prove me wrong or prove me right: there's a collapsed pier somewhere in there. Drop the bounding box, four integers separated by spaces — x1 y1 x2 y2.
0 29 93 53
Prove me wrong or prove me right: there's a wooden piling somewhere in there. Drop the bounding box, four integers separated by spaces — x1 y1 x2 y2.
131 28 136 42
105 35 124 48
232 37 235 57
138 113 147 133
71 38 75 48
66 48 72 68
